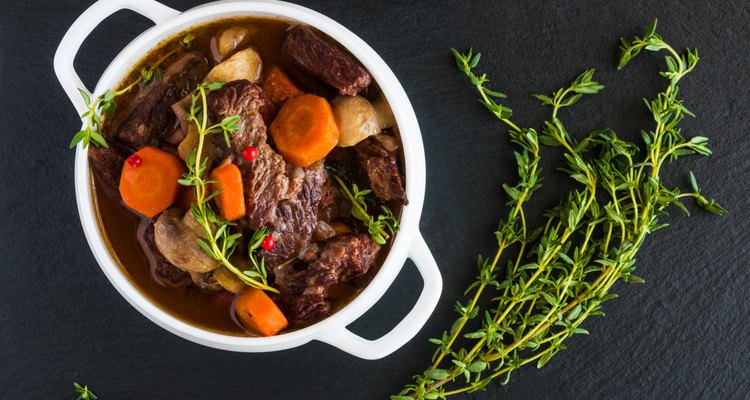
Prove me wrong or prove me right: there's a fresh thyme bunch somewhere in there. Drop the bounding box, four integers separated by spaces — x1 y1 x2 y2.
394 19 724 399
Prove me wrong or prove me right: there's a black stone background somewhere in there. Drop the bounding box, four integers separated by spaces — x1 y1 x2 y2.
1 1 748 399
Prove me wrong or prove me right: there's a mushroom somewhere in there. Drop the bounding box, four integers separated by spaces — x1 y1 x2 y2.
172 94 214 163
330 95 379 147
213 264 247 294
205 47 263 84
372 92 396 130
154 209 220 273
217 26 254 60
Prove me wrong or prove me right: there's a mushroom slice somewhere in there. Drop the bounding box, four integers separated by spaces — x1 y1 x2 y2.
154 209 220 273
205 47 263 84
372 92 396 130
330 95 379 147
218 26 251 59
213 264 247 294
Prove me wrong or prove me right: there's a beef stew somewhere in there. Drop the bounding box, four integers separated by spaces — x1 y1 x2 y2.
89 17 406 337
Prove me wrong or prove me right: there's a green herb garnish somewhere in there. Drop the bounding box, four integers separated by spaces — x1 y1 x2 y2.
395 19 724 400
329 173 399 245
177 81 277 293
243 226 270 282
74 383 97 400
70 34 195 150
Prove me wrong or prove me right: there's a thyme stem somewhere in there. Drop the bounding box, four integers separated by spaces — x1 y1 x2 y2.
181 83 278 293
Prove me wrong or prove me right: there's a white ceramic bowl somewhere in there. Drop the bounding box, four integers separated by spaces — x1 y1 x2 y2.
54 0 441 359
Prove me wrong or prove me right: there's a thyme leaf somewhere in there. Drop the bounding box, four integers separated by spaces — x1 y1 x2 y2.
244 226 270 282
74 383 97 400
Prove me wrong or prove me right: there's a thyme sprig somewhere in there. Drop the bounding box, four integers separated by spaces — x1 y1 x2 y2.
395 19 724 400
177 82 278 293
329 172 399 245
70 34 195 150
243 226 270 283
74 383 97 400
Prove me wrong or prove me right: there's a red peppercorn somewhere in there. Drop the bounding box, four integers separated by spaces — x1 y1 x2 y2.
260 235 275 251
127 153 142 168
242 146 258 161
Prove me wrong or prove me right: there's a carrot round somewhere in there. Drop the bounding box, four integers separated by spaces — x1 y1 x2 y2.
235 288 288 336
269 94 340 167
119 147 185 218
210 160 246 221
263 65 303 105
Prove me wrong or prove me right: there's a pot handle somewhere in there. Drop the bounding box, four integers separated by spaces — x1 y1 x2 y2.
54 0 180 115
316 231 442 360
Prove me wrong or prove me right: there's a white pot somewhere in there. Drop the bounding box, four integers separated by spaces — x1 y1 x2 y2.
54 0 442 359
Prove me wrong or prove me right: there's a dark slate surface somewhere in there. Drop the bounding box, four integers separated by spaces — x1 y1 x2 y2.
1 1 748 399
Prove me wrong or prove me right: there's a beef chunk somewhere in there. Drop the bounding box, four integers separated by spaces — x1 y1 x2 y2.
282 25 372 96
208 81 304 229
113 52 209 149
138 221 192 287
282 294 330 325
317 175 350 222
89 145 127 189
207 81 276 157
311 233 380 284
275 233 380 324
261 161 327 267
297 242 320 263
354 135 408 205
312 220 337 243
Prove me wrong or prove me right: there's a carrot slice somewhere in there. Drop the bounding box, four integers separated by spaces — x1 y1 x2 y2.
269 94 339 167
235 288 288 336
210 160 246 221
262 65 304 105
119 147 185 218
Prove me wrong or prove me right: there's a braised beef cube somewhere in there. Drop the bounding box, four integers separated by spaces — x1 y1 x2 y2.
282 25 372 96
312 220 337 243
354 135 408 205
282 294 330 326
298 243 321 263
274 233 380 322
208 80 277 157
89 145 127 189
318 175 351 222
208 81 299 229
262 161 327 268
113 52 209 149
